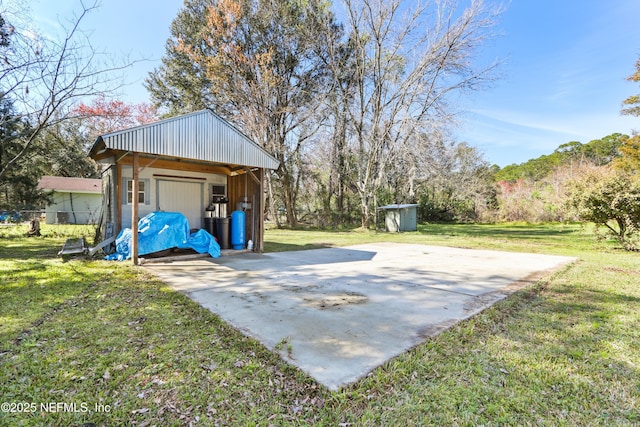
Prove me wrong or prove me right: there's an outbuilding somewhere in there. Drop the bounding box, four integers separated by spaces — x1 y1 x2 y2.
37 176 102 224
378 204 419 232
89 110 280 263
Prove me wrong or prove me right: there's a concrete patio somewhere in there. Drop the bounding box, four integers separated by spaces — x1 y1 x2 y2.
144 242 575 390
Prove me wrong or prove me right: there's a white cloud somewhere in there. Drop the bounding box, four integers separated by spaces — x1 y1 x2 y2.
457 108 639 166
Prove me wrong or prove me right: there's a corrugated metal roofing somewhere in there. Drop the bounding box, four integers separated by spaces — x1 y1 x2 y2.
90 110 280 170
378 204 419 210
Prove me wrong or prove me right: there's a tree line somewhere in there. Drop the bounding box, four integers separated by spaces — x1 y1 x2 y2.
491 133 636 221
144 0 639 239
491 58 640 249
1 0 638 249
144 0 503 228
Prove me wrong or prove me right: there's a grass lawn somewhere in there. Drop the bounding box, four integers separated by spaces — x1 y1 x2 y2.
1 222 638 426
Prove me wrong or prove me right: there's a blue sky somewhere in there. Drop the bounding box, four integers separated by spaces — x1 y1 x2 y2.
25 0 640 167
457 1 640 166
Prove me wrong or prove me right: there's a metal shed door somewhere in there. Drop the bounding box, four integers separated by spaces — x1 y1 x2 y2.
157 180 204 229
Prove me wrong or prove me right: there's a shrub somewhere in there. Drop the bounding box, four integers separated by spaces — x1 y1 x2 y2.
566 168 640 250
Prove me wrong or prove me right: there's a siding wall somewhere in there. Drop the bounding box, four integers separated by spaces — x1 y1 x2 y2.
45 192 102 224
228 170 262 250
383 206 417 232
119 166 227 229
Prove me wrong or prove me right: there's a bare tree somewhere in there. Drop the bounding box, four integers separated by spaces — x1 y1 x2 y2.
328 0 502 227
0 1 127 181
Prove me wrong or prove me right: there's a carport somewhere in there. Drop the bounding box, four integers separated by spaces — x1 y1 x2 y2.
145 242 575 390
89 110 280 264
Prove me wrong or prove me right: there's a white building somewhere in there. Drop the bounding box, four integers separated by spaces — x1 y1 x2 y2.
38 176 102 224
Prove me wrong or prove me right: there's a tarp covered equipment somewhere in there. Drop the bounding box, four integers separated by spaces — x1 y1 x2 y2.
105 212 220 261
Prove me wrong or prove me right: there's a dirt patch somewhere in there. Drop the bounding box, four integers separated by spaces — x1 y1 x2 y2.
285 284 320 293
304 292 368 309
463 291 506 314
604 267 640 276
416 319 460 339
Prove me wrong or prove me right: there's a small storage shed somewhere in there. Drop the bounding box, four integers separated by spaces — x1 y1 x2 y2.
89 110 279 263
37 176 102 224
378 204 418 232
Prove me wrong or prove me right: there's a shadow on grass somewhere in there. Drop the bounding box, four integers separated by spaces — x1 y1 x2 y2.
0 237 63 259
263 241 332 253
267 223 364 233
418 223 582 240
0 272 100 346
0 237 108 347
499 274 640 367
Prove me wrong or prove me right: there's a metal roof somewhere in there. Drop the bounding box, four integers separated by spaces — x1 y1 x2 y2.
378 204 419 210
89 110 280 170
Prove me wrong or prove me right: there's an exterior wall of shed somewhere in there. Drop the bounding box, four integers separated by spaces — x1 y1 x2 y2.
228 170 264 251
97 167 117 241
96 157 268 252
384 210 400 232
44 191 102 224
384 207 417 232
105 163 266 252
118 166 227 230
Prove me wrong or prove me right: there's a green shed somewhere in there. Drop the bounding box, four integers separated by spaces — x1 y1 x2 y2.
378 204 418 232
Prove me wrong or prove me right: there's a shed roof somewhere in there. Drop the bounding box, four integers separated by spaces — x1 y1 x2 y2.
378 204 419 210
89 110 280 170
38 176 102 194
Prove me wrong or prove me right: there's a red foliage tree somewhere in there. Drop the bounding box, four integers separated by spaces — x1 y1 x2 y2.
73 95 159 138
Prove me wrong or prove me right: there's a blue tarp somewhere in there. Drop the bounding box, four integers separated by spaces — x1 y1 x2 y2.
105 212 220 261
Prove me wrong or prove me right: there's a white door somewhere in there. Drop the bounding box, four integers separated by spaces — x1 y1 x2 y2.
157 180 203 229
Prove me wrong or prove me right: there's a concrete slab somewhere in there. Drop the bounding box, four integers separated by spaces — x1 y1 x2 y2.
144 243 575 390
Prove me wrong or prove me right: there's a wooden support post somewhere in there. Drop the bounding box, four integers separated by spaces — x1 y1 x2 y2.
257 168 265 252
115 163 122 232
132 152 139 265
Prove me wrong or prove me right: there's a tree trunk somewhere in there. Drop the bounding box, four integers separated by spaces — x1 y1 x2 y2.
360 192 370 228
265 173 280 228
282 173 298 227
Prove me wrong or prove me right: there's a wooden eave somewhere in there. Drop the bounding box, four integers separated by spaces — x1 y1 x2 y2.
95 147 257 176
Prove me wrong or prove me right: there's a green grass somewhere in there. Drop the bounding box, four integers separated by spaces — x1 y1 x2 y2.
1 223 639 426
0 223 97 241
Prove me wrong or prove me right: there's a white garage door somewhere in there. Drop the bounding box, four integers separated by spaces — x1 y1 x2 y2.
157 180 204 229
